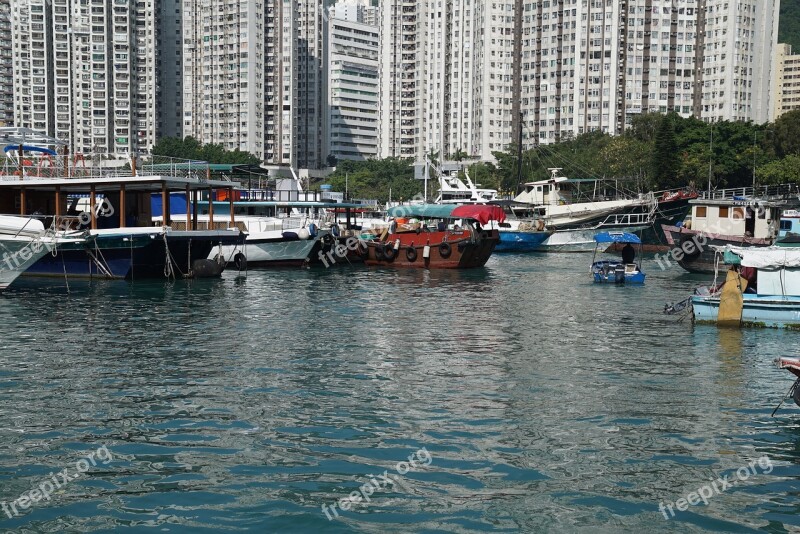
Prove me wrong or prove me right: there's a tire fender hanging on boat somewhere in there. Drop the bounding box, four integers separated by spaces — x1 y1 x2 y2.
439 242 452 258
406 246 417 262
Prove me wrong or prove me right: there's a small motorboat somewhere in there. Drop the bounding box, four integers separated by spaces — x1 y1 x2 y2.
590 231 645 284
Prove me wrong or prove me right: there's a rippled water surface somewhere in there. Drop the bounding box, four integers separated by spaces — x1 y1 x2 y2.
2 254 800 533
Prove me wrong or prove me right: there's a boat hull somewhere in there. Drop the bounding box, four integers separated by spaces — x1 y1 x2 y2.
26 229 243 279
661 225 772 274
214 233 320 268
0 238 52 289
364 229 499 269
692 294 800 328
495 230 551 252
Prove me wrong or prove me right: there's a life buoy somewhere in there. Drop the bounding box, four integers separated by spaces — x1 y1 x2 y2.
439 242 452 258
406 246 418 262
383 244 397 261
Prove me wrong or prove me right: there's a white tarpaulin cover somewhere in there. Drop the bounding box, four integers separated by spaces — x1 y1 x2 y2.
726 246 800 270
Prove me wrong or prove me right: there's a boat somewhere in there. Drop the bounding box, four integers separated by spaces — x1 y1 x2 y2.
661 184 800 274
0 141 245 280
361 204 504 269
433 164 499 205
590 232 646 284
508 168 658 252
691 245 800 328
494 217 552 252
512 168 655 229
0 215 84 289
775 357 800 412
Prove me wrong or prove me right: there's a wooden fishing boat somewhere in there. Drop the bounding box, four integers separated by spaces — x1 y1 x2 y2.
361 204 504 269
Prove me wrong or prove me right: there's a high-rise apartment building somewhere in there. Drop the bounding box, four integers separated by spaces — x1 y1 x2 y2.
330 0 378 25
183 0 325 168
773 43 800 120
0 0 12 127
10 0 181 155
379 0 781 161
326 10 379 161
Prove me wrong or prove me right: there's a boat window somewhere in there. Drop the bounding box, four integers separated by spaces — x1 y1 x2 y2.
537 186 543 192
781 220 792 231
695 206 707 218
732 207 745 220
718 206 729 218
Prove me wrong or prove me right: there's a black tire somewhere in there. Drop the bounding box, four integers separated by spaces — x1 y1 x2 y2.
406 246 418 262
678 234 701 258
383 245 397 261
233 252 247 271
439 242 452 258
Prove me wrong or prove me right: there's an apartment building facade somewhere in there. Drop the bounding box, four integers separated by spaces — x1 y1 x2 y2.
326 12 379 161
182 0 325 168
10 0 181 155
0 0 12 127
773 43 800 120
379 0 781 161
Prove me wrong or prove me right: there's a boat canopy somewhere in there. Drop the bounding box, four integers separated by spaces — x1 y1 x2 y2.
387 204 506 224
725 246 800 270
594 231 642 244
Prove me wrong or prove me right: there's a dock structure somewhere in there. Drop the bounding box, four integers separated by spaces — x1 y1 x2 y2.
0 153 241 232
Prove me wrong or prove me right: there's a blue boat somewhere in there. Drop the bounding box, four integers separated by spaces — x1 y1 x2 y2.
692 245 800 328
590 232 645 284
495 221 551 252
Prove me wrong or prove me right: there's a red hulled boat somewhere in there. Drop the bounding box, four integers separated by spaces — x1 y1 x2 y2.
362 204 505 269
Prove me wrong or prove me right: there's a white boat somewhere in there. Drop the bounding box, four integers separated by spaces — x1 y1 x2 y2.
0 215 84 289
692 245 800 328
513 168 654 230
434 166 499 205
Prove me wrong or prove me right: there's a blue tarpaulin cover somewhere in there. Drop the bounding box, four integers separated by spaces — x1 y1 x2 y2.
593 232 642 244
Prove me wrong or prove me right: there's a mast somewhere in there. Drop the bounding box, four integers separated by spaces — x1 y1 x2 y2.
516 111 524 195
707 124 713 195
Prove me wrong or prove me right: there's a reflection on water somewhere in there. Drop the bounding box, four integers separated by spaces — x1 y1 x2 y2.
1 255 800 531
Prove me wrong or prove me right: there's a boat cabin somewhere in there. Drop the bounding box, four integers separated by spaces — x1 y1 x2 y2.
684 199 780 240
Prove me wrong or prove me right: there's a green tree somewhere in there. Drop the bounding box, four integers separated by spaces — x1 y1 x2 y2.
756 155 800 185
151 136 260 165
773 110 800 158
651 114 680 188
319 158 421 203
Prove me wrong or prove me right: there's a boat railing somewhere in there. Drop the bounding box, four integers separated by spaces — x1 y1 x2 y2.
0 153 214 182
698 183 800 202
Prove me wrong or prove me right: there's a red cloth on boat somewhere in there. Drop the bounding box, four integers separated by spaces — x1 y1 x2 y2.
450 205 506 225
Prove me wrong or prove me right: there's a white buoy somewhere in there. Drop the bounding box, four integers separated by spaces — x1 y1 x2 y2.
297 228 310 240
423 245 431 259
394 239 401 250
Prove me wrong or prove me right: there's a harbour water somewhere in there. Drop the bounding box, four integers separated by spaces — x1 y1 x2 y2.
2 254 800 532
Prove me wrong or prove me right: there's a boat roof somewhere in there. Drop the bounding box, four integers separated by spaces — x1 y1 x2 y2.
689 197 785 207
387 204 506 224
594 231 642 244
0 175 237 192
724 245 800 269
200 200 369 209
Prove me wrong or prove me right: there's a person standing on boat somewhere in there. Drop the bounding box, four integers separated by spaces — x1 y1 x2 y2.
621 243 635 264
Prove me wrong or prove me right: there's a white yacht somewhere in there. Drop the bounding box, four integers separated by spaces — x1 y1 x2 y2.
434 166 499 205
0 215 83 289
